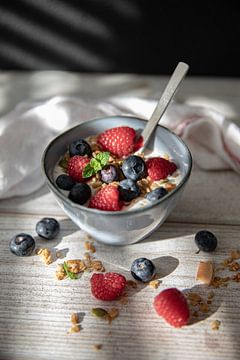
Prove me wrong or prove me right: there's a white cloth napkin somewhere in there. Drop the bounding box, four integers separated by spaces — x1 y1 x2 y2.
1 95 240 199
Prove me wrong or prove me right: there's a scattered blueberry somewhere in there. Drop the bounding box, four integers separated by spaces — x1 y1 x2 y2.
36 218 60 240
122 155 146 181
100 165 118 183
145 187 168 202
68 183 91 205
131 257 156 282
10 233 35 256
69 139 92 157
195 230 218 252
119 179 140 202
56 174 75 190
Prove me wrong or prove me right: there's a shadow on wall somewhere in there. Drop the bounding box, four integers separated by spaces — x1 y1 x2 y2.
0 1 240 75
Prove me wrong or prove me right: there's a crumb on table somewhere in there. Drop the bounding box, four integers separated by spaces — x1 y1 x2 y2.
211 320 221 331
69 325 81 333
149 279 161 289
36 248 53 265
93 344 102 351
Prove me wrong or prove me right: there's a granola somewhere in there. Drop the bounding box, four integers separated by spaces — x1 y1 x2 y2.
36 248 53 265
211 320 221 331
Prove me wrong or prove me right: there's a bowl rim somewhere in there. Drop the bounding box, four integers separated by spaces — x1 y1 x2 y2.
42 115 192 216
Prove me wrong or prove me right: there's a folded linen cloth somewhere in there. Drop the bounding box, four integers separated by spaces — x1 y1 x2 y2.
1 95 240 199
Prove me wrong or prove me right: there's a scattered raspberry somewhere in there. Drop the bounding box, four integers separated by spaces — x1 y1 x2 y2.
67 155 90 182
97 126 138 158
153 288 190 328
90 272 127 301
89 185 123 211
146 157 177 181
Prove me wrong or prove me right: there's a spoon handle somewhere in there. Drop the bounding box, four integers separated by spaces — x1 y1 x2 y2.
140 62 189 150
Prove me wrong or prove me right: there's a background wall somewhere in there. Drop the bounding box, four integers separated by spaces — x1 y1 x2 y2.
0 0 239 76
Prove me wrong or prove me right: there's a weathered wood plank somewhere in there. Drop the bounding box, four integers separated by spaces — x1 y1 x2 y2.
0 216 240 360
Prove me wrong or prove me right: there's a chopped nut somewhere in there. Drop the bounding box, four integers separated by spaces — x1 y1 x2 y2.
93 344 102 351
55 264 66 280
228 261 240 271
211 320 221 331
199 303 210 313
108 308 119 323
126 280 138 288
36 248 53 265
196 261 214 285
66 259 86 273
208 291 215 299
187 292 202 306
192 311 199 317
162 153 170 160
91 181 103 189
230 250 240 260
149 279 161 289
69 325 81 333
137 178 151 194
232 273 240 282
71 313 79 325
211 276 230 288
92 260 105 272
84 241 96 253
164 183 176 191
119 294 128 305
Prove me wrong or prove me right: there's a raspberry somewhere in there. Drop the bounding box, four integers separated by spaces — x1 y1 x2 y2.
67 155 90 182
153 288 190 328
97 126 139 158
146 157 177 181
90 272 127 301
89 185 123 211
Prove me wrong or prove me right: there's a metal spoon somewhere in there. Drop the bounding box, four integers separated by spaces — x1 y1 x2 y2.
136 62 189 152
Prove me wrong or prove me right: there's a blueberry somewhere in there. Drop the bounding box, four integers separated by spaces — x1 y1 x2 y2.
36 218 60 240
145 187 168 202
56 174 75 190
10 233 35 256
69 139 92 157
195 230 218 252
100 165 118 183
119 179 140 202
68 183 91 205
122 156 146 181
131 257 156 282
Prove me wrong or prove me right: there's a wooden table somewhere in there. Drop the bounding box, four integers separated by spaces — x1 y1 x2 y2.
0 73 240 360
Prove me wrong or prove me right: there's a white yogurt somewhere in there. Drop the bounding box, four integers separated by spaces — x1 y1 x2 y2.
53 149 182 211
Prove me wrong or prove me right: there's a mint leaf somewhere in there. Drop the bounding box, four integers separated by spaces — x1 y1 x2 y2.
83 163 95 178
82 151 110 178
63 262 78 280
90 158 102 172
95 152 110 167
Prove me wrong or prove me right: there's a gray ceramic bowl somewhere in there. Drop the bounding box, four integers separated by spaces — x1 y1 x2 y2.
42 116 192 245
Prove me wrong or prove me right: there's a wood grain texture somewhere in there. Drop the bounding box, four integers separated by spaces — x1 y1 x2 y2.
0 74 240 360
1 215 240 360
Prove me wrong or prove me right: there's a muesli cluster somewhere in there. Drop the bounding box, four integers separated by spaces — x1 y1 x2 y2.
54 126 180 211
